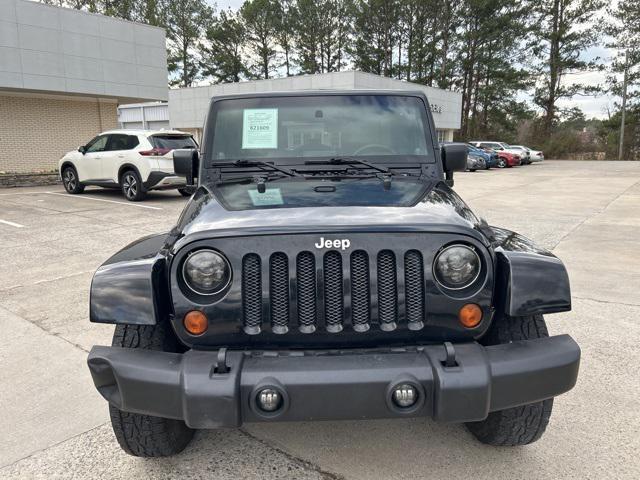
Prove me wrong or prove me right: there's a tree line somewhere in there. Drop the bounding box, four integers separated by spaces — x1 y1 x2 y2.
42 0 640 158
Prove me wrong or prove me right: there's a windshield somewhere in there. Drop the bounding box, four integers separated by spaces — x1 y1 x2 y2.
206 95 432 166
213 177 430 211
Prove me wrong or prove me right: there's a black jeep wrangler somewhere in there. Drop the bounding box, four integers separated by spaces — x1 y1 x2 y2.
87 91 580 457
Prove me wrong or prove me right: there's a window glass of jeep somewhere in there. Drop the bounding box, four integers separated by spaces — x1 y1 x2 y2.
208 95 432 164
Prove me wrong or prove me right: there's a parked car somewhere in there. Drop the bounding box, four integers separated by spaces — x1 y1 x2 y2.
495 150 521 168
507 145 532 164
512 145 544 162
86 90 579 457
467 153 486 171
59 129 198 201
467 144 498 168
469 141 527 163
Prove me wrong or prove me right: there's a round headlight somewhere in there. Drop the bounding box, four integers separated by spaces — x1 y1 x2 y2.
433 244 481 290
182 250 231 295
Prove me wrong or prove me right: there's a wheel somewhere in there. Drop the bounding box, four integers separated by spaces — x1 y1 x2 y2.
120 170 146 201
178 187 193 197
497 158 507 168
62 167 85 194
109 323 194 457
466 314 553 446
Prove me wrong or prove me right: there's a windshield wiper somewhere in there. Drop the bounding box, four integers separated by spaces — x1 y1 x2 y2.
303 157 396 189
217 159 301 177
215 172 293 193
304 157 391 174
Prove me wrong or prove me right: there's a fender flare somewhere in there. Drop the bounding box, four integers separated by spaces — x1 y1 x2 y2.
90 233 170 325
490 227 571 317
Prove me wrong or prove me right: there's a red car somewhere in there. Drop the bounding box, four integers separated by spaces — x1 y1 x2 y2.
495 151 521 168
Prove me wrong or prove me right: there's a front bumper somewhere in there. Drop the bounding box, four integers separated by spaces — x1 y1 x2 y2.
88 335 579 428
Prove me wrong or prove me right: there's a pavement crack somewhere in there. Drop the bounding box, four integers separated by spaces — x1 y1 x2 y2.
0 305 90 353
552 178 640 250
573 295 640 308
0 423 109 470
32 270 94 285
239 429 345 480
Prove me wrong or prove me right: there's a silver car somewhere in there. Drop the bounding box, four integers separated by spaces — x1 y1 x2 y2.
467 153 486 171
511 145 544 162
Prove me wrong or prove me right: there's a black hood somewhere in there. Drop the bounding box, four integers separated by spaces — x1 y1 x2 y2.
168 182 484 251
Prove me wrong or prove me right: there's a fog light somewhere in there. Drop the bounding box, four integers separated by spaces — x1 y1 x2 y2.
392 384 418 408
257 388 282 412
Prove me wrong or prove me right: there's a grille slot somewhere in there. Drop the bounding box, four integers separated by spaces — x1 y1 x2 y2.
269 252 290 334
323 251 344 332
241 254 262 334
350 250 370 332
296 251 317 333
404 250 425 329
377 250 398 330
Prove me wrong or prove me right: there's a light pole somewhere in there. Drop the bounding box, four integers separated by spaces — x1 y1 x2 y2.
618 50 629 161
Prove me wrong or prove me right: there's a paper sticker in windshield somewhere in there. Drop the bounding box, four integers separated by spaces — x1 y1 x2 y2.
248 188 284 206
242 109 278 149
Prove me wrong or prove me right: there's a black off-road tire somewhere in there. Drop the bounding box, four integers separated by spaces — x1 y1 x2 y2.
108 323 194 457
466 314 554 446
120 169 146 202
62 166 85 194
178 187 193 197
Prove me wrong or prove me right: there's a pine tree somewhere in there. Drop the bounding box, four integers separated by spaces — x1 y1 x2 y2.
532 0 605 134
165 0 212 87
201 9 249 83
240 0 280 79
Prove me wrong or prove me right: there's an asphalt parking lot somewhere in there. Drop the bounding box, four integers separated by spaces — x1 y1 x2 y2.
1 160 639 479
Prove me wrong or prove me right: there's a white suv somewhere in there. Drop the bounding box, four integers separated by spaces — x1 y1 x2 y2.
58 130 197 201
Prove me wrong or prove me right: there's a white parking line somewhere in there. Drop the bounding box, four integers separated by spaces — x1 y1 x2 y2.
0 219 25 228
44 192 162 210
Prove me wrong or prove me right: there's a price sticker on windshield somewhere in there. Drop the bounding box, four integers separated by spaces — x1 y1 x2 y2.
248 188 284 206
242 109 278 149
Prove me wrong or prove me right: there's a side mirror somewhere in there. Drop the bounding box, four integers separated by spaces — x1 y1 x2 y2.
78 146 86 154
440 143 467 187
173 149 199 186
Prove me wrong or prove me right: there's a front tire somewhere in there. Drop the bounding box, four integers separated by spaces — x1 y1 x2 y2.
120 170 146 201
62 167 84 194
178 187 193 197
109 323 194 457
497 158 507 168
466 314 554 446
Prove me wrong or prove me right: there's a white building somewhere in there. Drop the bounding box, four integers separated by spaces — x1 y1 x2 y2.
118 102 169 130
168 71 462 144
0 0 167 173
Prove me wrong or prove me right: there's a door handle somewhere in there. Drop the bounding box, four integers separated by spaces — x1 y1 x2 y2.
118 155 125 158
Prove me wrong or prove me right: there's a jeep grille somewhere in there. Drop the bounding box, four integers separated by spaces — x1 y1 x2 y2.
241 249 426 334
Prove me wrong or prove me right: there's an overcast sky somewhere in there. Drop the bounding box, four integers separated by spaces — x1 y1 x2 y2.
214 0 618 119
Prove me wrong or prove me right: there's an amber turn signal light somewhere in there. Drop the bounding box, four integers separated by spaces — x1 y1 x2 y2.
183 310 208 335
459 303 482 328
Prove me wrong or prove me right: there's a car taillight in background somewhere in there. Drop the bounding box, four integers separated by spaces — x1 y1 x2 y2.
139 148 172 156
